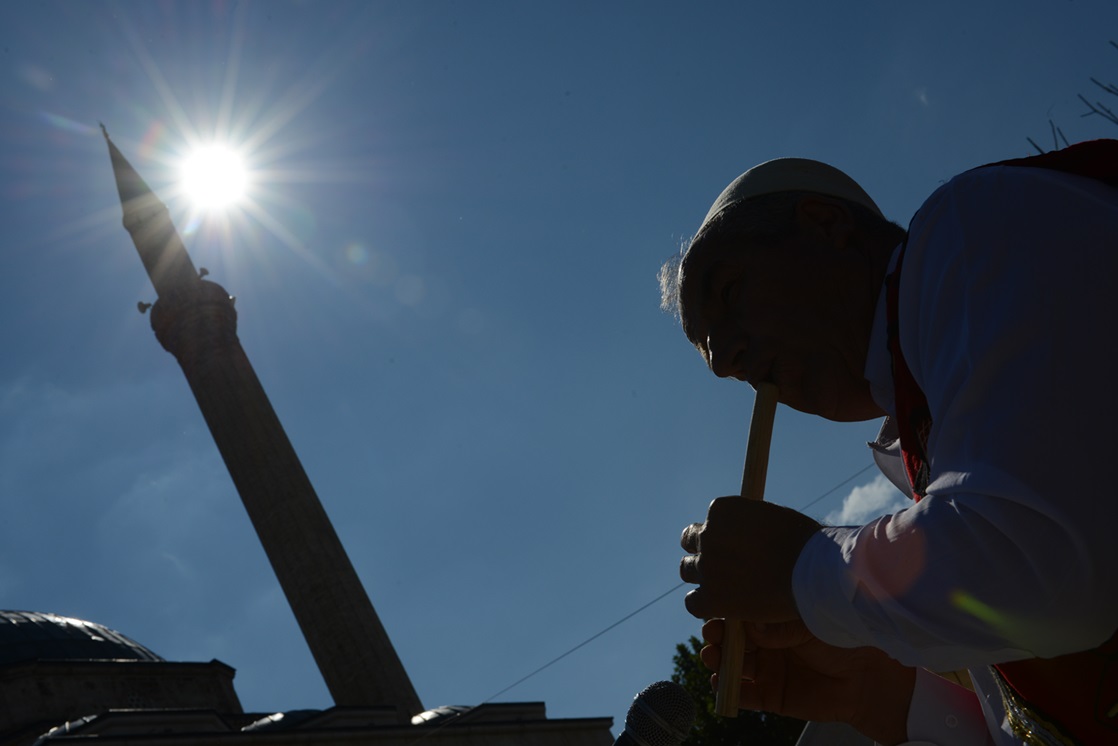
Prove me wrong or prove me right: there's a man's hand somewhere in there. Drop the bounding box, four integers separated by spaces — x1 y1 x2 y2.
701 619 915 746
679 497 820 623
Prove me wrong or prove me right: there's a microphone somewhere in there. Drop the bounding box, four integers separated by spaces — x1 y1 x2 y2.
614 680 696 746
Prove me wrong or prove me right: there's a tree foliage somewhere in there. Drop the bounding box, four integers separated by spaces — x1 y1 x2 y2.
671 636 804 746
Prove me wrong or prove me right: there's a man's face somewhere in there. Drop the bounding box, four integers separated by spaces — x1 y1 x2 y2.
678 222 881 422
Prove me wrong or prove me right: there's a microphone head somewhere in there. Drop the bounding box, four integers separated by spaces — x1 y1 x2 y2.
622 680 696 746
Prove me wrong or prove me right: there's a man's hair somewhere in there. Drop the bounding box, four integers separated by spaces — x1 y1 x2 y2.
659 191 901 319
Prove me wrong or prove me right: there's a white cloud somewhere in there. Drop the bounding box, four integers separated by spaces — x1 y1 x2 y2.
825 473 909 526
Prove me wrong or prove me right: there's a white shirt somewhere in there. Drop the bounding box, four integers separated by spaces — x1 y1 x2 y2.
792 164 1118 745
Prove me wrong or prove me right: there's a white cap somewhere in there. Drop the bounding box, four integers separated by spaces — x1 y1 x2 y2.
696 157 883 237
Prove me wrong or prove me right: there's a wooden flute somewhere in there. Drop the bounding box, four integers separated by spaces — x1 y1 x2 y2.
715 381 780 717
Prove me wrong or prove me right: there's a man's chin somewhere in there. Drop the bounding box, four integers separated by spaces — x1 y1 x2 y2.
785 384 882 423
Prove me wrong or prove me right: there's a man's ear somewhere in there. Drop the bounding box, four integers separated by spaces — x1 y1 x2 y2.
795 197 857 249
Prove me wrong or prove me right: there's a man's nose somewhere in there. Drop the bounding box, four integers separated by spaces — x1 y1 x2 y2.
706 329 745 379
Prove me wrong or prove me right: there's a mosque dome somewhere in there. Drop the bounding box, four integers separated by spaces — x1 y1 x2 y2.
0 610 163 665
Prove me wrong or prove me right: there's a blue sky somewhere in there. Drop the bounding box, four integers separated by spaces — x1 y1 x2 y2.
3 0 1117 736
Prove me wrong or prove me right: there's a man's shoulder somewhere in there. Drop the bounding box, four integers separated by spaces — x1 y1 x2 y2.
913 153 1118 234
932 141 1118 204
986 139 1118 189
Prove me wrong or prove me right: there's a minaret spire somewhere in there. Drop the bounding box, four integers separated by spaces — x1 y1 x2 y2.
102 125 200 300
102 127 423 720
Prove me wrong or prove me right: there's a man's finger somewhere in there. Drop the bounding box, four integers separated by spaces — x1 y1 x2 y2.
684 588 713 619
702 618 725 644
679 553 703 584
700 642 721 672
680 522 704 552
706 495 748 520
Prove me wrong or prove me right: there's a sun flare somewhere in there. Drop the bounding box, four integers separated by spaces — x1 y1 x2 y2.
180 144 248 210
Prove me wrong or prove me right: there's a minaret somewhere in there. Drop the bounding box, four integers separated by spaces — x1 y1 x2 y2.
102 126 423 721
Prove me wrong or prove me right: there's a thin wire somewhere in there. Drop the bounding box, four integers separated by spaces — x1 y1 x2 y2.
406 582 687 744
797 462 877 515
406 461 881 743
477 464 880 702
482 581 688 704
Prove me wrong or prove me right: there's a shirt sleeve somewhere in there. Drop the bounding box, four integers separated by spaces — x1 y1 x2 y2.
794 165 1118 672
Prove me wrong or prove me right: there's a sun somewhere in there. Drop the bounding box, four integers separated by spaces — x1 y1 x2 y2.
180 144 248 210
